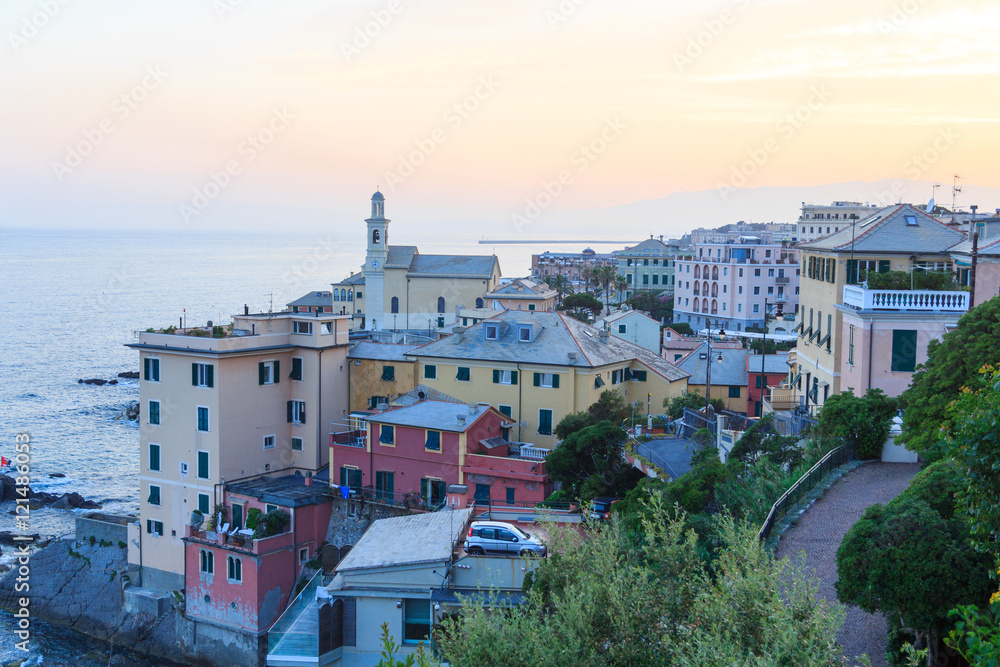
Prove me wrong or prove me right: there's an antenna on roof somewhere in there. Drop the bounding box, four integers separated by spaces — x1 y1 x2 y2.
952 175 963 214
266 293 273 316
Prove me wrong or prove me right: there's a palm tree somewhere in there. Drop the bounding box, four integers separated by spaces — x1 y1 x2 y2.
596 266 617 307
544 274 572 305
580 267 594 295
613 275 628 307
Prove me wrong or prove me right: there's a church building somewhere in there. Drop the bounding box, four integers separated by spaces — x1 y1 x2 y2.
331 192 502 331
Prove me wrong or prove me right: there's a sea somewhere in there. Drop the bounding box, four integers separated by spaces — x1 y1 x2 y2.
0 226 614 665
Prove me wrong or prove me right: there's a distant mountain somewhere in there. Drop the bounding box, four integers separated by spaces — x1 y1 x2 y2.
508 179 1000 242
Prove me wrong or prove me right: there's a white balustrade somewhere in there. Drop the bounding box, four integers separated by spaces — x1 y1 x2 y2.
842 286 969 312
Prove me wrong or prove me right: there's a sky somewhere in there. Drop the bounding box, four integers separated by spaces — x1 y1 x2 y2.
1 0 998 238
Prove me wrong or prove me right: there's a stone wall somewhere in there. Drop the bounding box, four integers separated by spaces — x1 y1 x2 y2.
324 497 412 558
74 512 133 545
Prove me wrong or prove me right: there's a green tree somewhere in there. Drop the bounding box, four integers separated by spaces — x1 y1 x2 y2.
559 293 603 321
545 421 636 500
374 623 435 667
817 388 897 459
626 291 673 322
613 275 628 307
727 413 801 469
748 338 794 355
543 274 573 304
435 498 846 667
587 389 629 424
663 391 724 420
944 365 1000 563
899 296 1000 462
668 321 694 336
836 461 993 665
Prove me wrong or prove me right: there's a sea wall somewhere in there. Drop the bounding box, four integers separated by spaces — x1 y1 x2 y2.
0 537 178 662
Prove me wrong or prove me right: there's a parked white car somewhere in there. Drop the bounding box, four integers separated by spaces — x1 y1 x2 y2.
465 520 546 557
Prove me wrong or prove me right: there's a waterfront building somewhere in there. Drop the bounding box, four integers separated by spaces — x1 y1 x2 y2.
673 238 800 333
330 192 501 332
128 310 351 591
797 201 881 243
795 204 966 410
594 309 662 355
530 247 616 284
614 236 680 299
405 310 690 450
484 277 557 312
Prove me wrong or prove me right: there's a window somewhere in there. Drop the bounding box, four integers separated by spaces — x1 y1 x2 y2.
456 367 471 382
403 599 431 643
299 547 309 564
642 274 649 284
905 215 918 226
146 519 163 536
618 324 627 334
143 357 160 382
290 357 303 381
149 444 160 472
287 400 306 424
192 363 214 387
484 323 499 340
728 386 740 398
340 466 362 489
263 435 275 450
891 330 917 372
493 369 518 385
200 549 214 575
292 321 312 335
227 556 242 583
424 365 437 379
381 365 395 382
147 484 161 506
767 286 774 295
291 437 303 451
379 425 394 444
848 325 855 365
437 297 445 313
652 275 659 285
518 325 532 342
368 396 387 409
538 409 553 435
149 400 160 425
259 360 279 385
534 372 558 388
354 291 360 300
528 303 536 311
506 487 515 505
390 296 399 313
420 478 446 506
425 430 441 451
737 286 743 295
498 404 513 418
197 406 209 432
753 304 760 313
737 304 742 312
753 286 760 295
626 274 632 284
754 268 761 277
197 451 209 479
198 493 210 515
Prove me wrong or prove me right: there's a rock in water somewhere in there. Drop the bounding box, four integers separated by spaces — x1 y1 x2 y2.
125 400 140 421
79 378 108 386
118 371 140 379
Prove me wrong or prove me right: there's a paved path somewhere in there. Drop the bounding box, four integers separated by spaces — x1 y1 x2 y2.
775 462 920 666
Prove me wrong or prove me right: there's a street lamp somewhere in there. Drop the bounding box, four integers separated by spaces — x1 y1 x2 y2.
704 327 726 415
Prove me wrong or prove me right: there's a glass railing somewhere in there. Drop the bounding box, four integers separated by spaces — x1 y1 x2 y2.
266 569 326 661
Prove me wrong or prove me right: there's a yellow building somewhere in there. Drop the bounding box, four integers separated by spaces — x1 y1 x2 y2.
405 311 690 449
347 341 419 412
128 311 351 590
795 204 965 409
484 278 558 312
331 192 502 332
674 344 749 413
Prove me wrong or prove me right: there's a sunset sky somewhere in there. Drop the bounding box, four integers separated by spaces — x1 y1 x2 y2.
2 0 998 236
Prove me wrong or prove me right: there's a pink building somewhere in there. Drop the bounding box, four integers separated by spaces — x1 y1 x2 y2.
330 400 550 509
745 352 791 418
183 474 332 638
674 238 799 333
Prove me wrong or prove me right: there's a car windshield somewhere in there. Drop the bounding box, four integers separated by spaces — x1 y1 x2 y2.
512 525 531 540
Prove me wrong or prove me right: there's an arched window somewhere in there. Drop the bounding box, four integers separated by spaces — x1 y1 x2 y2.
702 281 709 296
712 266 719 280
333 290 339 301
345 289 351 302
391 297 399 314
372 229 380 244
437 297 445 313
693 298 700 313
711 283 718 297
694 265 701 279
475 297 484 309
711 299 718 314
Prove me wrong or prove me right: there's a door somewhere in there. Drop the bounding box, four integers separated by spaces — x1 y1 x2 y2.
474 484 491 506
375 471 394 503
506 487 515 506
231 503 244 531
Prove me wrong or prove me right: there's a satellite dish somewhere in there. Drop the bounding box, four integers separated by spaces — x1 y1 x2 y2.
926 198 935 213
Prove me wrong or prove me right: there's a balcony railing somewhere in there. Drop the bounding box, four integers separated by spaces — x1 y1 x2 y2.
513 444 550 460
765 386 799 411
842 285 969 312
775 276 790 284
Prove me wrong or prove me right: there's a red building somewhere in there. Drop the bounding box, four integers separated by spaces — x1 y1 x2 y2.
330 400 551 509
183 474 332 638
746 352 791 417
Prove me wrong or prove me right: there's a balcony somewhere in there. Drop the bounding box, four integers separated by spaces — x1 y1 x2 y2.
765 386 799 411
775 276 790 284
842 285 969 312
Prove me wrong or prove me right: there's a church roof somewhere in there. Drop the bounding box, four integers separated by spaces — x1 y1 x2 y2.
386 246 417 269
287 291 333 308
334 273 366 286
407 253 499 279
371 191 384 200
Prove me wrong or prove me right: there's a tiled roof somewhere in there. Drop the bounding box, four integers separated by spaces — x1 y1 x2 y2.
797 204 966 254
595 310 659 327
287 291 333 308
391 385 464 407
408 253 499 278
385 246 417 269
334 273 365 286
948 225 1000 257
363 400 491 432
486 278 556 299
615 238 674 255
348 341 420 361
677 343 748 386
408 311 688 382
336 508 474 571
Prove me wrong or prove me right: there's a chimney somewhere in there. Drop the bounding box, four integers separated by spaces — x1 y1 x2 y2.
468 403 477 415
659 235 663 242
567 351 577 364
454 326 466 342
599 330 609 343
457 414 466 427
304 471 313 487
244 304 249 315
970 205 978 237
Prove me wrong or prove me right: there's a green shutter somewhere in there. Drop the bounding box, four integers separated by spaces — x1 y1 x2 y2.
846 259 858 284
493 369 500 384
552 374 559 389
420 478 428 502
198 451 209 479
878 260 890 274
206 365 214 387
144 358 150 381
291 358 302 380
192 363 199 386
273 360 279 383
533 372 540 387
149 444 160 471
198 494 209 515
891 330 917 372
287 401 293 422
382 366 394 381
829 259 835 283
259 362 266 385
299 402 306 424
510 371 518 385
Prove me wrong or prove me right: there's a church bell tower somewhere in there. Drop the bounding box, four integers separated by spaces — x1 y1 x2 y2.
364 191 388 330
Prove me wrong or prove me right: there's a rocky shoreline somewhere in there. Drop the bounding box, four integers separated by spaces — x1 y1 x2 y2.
0 475 102 512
